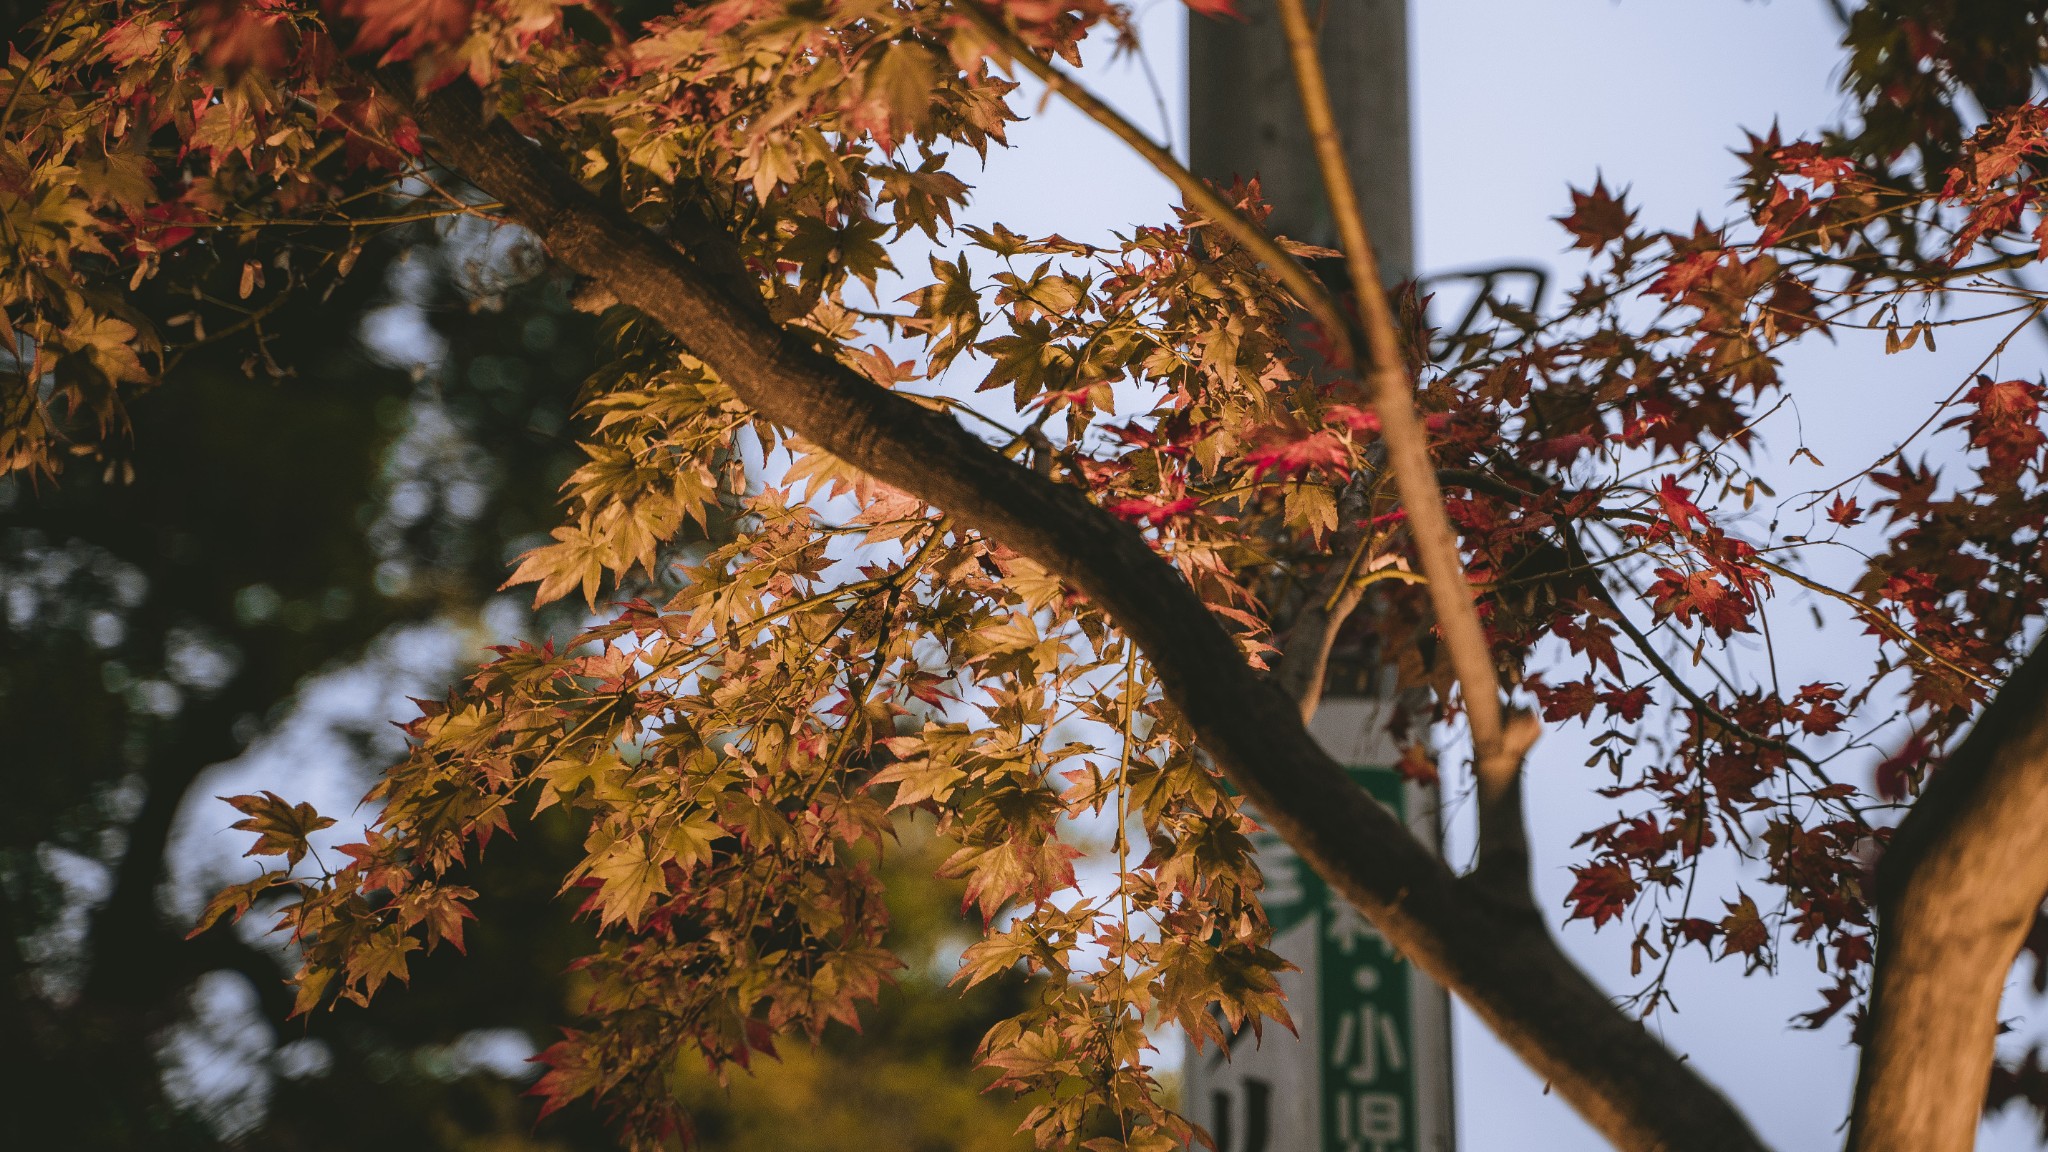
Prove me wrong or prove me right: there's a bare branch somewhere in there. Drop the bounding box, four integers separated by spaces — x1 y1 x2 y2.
1275 481 1375 722
1275 571 1368 723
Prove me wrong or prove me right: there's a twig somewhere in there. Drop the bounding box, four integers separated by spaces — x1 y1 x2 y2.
1749 556 1997 693
180 204 507 230
1276 481 1375 721
1267 0 1511 782
951 3 1354 357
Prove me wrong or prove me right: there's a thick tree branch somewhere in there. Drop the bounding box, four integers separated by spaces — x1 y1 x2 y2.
397 81 1770 1152
1848 636 2048 1152
994 0 1549 908
1471 708 1543 905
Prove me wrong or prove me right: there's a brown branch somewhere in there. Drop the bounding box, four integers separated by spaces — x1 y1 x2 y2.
1275 570 1368 723
1271 0 1545 975
974 4 1509 776
1748 555 1996 693
396 78 1771 1152
1267 0 1510 786
1275 480 1375 722
1848 636 2048 1152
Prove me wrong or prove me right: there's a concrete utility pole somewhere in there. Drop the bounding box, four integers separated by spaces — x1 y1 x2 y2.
1188 0 1413 279
1182 5 1455 1152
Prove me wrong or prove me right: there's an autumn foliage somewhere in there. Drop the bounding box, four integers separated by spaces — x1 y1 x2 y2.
7 0 2048 1149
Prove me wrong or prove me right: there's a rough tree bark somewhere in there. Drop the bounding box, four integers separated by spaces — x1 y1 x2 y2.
392 79 1775 1152
1848 637 2048 1152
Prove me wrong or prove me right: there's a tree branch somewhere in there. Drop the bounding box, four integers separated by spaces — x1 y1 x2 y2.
396 79 1771 1152
1471 707 1543 905
1275 480 1375 722
1848 635 2048 1152
1267 0 1510 783
953 4 1354 354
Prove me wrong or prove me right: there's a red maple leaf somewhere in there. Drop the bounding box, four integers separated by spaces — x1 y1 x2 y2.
1601 683 1653 722
1648 223 1728 301
1947 104 2048 196
1794 682 1847 736
1719 893 1769 960
1556 178 1637 250
1656 475 1704 535
1244 429 1349 478
1609 816 1666 862
1564 862 1640 928
1529 431 1598 463
335 0 476 68
1179 0 1246 21
1875 734 1932 801
1536 677 1599 723
104 17 180 68
1324 404 1380 435
1647 566 1755 638
181 0 291 74
1944 188 2037 264
1948 376 2045 480
1106 495 1197 526
1796 977 1859 1030
1771 142 1859 189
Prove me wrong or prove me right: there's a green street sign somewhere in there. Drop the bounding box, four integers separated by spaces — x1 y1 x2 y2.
1185 698 1455 1152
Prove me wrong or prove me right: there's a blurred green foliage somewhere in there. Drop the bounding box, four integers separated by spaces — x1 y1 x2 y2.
0 221 1033 1150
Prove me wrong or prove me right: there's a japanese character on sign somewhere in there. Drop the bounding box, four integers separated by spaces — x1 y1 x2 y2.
1334 1090 1405 1152
1329 1003 1406 1085
1324 899 1390 958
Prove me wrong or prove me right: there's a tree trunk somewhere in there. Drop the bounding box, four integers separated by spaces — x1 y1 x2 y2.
1849 637 2048 1152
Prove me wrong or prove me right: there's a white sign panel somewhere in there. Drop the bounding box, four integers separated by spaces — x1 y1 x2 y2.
1185 698 1455 1152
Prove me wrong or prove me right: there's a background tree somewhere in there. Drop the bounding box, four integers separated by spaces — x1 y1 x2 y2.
5 1 2048 1151
0 163 1035 1150
0 210 608 1147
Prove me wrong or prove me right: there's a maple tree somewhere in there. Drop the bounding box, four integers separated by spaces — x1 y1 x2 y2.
8 0 2048 1149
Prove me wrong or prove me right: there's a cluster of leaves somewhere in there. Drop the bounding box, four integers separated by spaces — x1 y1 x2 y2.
1412 100 2048 1020
8 0 2048 1146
